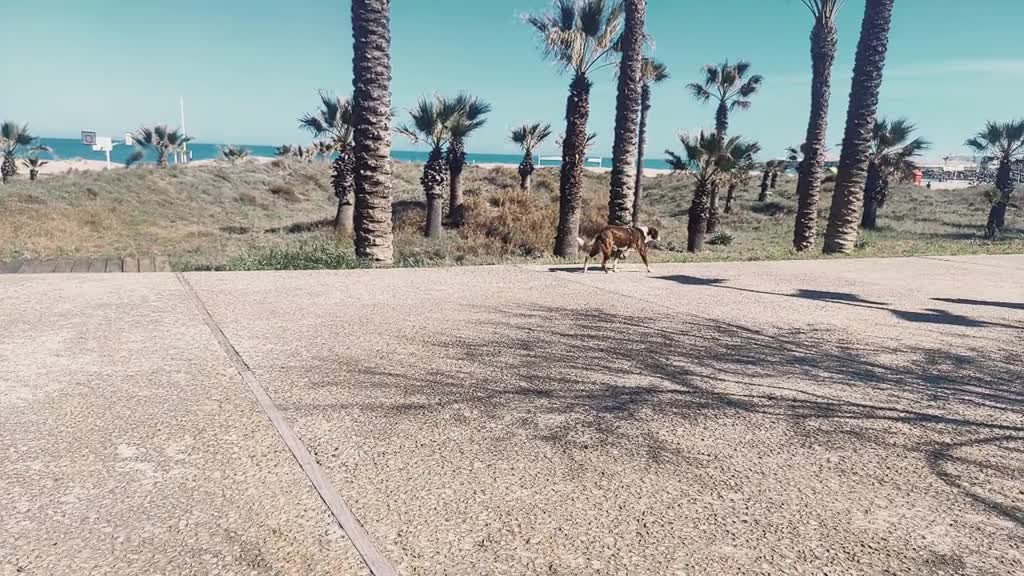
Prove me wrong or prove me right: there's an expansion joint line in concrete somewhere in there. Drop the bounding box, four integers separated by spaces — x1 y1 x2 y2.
174 273 398 576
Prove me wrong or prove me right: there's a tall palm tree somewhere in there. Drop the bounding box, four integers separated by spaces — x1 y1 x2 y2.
300 91 357 234
723 141 761 214
351 0 394 263
666 131 746 252
133 126 191 167
861 118 929 229
397 96 459 238
793 0 844 251
823 0 896 254
965 120 1024 239
21 156 48 181
607 0 647 226
444 93 492 227
1 122 45 183
525 0 624 258
687 60 763 232
633 58 669 225
510 122 553 192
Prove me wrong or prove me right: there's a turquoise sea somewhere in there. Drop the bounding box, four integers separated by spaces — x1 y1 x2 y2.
36 138 673 170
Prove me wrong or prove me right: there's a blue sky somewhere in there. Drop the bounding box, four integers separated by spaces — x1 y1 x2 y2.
2 0 1022 161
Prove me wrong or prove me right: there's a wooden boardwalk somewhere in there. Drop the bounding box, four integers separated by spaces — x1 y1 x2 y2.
0 257 172 274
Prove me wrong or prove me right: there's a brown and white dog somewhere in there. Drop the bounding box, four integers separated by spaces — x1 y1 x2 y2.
582 225 659 274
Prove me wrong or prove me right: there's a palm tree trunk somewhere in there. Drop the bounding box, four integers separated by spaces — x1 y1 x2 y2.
422 147 447 238
519 151 534 192
986 159 1013 238
861 161 882 229
794 19 838 251
607 0 646 227
724 181 737 214
758 169 770 201
823 0 895 254
332 150 355 235
447 136 466 227
633 83 652 225
688 183 710 252
1 155 16 183
706 186 720 234
351 0 394 263
715 101 729 140
30 169 38 182
770 170 779 190
553 74 592 258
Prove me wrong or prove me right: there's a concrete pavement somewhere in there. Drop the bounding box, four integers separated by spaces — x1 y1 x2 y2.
2 256 1023 575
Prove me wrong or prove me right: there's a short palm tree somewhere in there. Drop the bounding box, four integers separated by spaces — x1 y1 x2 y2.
510 122 553 192
219 145 251 163
444 93 492 227
1 122 44 183
397 95 459 238
793 0 844 251
965 120 1024 239
687 61 763 233
666 131 747 252
723 141 761 214
633 58 669 225
823 0 896 254
525 0 624 258
275 144 295 157
133 125 191 167
300 91 356 234
351 0 395 263
21 156 48 181
607 0 648 227
861 118 929 229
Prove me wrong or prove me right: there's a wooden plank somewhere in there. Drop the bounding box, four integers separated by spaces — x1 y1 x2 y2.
54 259 75 273
87 259 106 273
1 260 24 274
154 256 172 272
20 259 58 274
71 258 92 273
105 258 123 273
122 257 139 273
138 257 156 273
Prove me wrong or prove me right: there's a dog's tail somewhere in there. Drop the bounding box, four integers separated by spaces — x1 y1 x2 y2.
587 234 603 258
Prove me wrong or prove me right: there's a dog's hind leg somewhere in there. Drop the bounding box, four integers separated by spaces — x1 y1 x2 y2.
641 251 651 274
582 256 589 274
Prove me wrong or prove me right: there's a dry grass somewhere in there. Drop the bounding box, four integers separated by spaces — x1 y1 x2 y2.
0 160 1020 270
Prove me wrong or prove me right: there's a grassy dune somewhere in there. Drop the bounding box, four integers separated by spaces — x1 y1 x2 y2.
0 159 1020 270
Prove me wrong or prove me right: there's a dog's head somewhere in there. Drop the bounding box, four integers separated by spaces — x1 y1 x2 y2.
638 226 659 244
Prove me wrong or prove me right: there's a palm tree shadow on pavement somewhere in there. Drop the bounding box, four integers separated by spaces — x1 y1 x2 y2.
314 303 1023 527
933 298 1024 311
655 275 1021 329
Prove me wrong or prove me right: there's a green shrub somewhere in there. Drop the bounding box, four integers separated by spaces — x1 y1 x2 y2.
708 231 735 246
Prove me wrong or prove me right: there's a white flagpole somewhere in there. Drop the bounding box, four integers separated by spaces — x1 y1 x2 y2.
180 96 187 163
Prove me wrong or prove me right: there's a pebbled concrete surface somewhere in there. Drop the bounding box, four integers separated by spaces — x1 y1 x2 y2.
2 256 1023 575
186 256 1024 576
0 274 369 576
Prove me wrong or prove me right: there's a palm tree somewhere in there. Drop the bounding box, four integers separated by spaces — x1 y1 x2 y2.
823 0 896 254
607 0 647 227
633 58 669 225
275 144 295 157
723 141 761 214
300 91 357 234
133 125 191 167
445 93 492 227
397 96 459 238
687 61 763 232
510 122 553 192
861 118 929 229
1 122 44 183
525 0 624 258
21 156 48 181
757 161 773 202
793 0 844 251
351 0 394 263
965 120 1024 238
220 145 251 163
666 131 746 252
